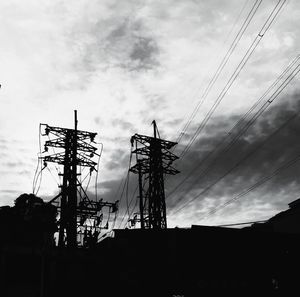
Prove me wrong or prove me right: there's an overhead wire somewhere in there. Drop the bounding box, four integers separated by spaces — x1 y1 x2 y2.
228 54 300 136
170 109 300 216
33 124 47 195
178 0 287 159
47 134 62 182
186 57 300 184
203 153 300 220
116 173 130 229
223 0 251 45
166 54 300 202
126 177 148 228
32 124 42 194
114 149 133 229
46 166 61 188
170 62 300 213
94 143 103 202
120 184 138 229
175 0 262 146
111 173 129 230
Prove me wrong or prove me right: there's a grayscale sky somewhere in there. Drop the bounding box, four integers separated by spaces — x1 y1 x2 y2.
1 0 300 228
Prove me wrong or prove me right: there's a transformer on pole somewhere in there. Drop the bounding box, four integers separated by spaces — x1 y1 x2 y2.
40 111 118 248
129 121 179 229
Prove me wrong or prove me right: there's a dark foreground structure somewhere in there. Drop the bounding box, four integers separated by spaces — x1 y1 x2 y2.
1 224 300 296
1 193 300 296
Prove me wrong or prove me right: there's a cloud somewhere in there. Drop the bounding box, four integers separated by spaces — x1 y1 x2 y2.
128 35 159 71
105 148 130 171
111 118 135 132
67 2 161 76
166 92 300 224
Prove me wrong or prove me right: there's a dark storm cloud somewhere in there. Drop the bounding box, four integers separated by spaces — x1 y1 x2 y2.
166 93 300 213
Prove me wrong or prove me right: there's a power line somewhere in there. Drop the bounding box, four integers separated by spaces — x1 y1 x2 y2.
221 61 300 153
166 54 300 202
112 145 133 228
116 173 131 229
32 124 43 194
111 174 129 230
115 173 129 228
175 0 262 147
94 143 103 202
227 54 300 137
115 148 135 229
178 0 287 159
223 0 251 45
46 166 61 188
170 109 300 216
193 60 300 184
126 177 148 228
203 153 300 220
122 184 139 229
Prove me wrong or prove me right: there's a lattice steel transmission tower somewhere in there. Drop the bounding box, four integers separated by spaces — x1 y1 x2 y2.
40 111 118 248
129 121 179 229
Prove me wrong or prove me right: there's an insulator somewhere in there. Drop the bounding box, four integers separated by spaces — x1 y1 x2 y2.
96 214 103 226
45 127 50 135
111 203 118 213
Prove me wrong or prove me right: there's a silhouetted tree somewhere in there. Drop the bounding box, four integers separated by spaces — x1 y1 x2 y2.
0 193 57 246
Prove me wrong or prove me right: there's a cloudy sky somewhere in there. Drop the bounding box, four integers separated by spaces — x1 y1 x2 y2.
1 0 300 229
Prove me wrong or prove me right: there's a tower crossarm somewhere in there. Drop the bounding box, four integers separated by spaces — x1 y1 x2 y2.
131 133 177 150
45 138 97 153
42 153 97 168
129 159 150 174
41 124 97 139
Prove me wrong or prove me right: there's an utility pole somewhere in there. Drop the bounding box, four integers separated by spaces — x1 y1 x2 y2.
40 111 118 248
129 121 179 229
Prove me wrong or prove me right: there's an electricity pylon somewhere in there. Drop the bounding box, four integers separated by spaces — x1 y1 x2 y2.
40 111 118 248
129 121 179 229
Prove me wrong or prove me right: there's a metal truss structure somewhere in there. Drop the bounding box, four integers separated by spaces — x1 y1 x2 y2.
40 111 118 248
129 121 179 229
